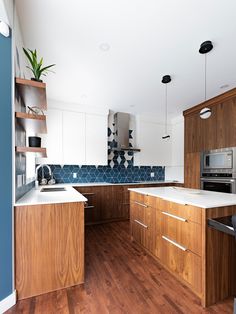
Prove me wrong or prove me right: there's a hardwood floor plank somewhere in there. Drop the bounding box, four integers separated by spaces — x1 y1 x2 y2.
7 221 234 314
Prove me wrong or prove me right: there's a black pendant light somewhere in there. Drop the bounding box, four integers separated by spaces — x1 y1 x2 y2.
199 40 214 119
162 75 171 140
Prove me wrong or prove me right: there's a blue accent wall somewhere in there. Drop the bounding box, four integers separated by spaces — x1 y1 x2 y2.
0 34 13 300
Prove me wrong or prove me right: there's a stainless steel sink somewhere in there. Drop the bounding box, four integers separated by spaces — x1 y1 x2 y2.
40 187 66 192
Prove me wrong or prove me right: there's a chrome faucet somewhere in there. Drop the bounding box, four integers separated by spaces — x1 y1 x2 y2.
35 164 52 189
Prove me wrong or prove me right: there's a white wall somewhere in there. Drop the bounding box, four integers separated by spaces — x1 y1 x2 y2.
134 114 172 167
132 113 184 181
165 115 184 182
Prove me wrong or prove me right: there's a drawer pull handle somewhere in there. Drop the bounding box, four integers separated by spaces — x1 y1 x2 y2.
161 211 187 222
85 205 95 209
134 219 148 229
162 236 187 251
134 201 148 208
83 193 96 196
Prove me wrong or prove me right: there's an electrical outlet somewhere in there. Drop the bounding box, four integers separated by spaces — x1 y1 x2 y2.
73 173 77 179
17 174 23 188
150 172 155 178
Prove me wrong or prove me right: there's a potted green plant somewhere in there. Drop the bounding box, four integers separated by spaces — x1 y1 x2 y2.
23 48 55 82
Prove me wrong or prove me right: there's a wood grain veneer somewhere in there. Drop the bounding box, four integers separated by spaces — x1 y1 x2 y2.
184 88 236 188
75 183 175 225
15 112 47 134
130 192 236 307
15 146 47 157
15 202 84 300
15 77 47 110
184 152 201 189
183 87 236 116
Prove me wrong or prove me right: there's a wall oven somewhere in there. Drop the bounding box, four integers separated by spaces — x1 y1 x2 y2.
201 177 236 194
201 147 236 194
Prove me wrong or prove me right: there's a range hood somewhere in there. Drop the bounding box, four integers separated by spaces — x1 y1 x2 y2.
112 112 140 152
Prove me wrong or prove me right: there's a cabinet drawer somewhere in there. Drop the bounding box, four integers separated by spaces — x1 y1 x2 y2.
148 195 160 209
130 191 148 207
161 211 202 256
159 199 202 224
161 236 202 295
130 203 158 254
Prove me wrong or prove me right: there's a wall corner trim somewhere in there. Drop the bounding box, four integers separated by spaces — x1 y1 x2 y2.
0 290 16 313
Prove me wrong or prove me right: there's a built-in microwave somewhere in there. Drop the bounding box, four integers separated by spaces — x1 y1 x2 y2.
201 147 236 177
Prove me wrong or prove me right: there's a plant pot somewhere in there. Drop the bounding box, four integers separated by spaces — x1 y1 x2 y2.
29 136 41 147
31 78 43 83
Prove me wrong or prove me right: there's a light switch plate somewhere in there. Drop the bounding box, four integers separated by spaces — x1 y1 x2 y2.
73 173 77 179
150 172 155 178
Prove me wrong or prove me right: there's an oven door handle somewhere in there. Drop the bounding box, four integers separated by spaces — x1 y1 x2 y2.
200 178 235 183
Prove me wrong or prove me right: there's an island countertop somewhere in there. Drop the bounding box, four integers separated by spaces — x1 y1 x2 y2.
15 185 87 206
128 186 236 208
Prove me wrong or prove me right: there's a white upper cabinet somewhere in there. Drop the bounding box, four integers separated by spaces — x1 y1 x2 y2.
63 111 86 165
86 114 107 165
38 108 63 165
38 108 108 166
134 118 172 167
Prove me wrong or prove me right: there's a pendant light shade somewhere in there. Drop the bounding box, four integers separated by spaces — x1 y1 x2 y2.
161 75 171 140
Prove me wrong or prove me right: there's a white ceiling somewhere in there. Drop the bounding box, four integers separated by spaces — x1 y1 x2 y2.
16 0 236 120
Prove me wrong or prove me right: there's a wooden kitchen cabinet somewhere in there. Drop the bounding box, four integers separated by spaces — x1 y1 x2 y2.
184 152 200 189
75 185 128 225
184 88 236 188
129 191 236 307
75 183 175 225
160 235 202 295
130 193 157 255
15 202 84 300
130 191 203 297
216 99 236 149
184 112 201 153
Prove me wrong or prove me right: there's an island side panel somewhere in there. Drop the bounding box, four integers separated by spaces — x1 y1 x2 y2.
15 202 84 300
203 205 236 307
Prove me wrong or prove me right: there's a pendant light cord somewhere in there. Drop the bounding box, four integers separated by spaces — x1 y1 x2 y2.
165 83 167 134
204 54 207 101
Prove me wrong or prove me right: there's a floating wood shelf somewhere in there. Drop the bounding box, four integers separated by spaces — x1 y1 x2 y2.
15 78 47 110
15 146 47 157
15 112 47 134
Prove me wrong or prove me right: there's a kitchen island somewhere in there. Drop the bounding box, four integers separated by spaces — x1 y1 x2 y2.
129 186 236 307
15 187 87 300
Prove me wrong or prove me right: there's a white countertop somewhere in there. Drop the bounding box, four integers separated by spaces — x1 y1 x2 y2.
128 186 236 208
57 180 182 187
15 185 87 207
15 181 183 207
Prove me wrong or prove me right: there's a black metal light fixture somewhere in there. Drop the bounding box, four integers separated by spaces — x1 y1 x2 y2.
199 40 213 119
162 75 171 140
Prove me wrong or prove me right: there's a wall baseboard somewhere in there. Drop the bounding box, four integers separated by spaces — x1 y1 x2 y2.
0 290 16 314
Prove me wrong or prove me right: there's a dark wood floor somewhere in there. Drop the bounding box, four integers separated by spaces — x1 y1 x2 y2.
7 221 234 314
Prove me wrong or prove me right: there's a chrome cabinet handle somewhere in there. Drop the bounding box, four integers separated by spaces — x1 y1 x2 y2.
134 201 148 208
134 219 148 229
85 205 95 209
162 236 187 251
161 211 187 222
